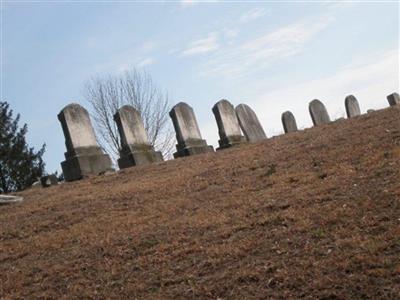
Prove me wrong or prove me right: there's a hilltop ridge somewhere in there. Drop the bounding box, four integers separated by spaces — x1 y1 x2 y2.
1 106 399 299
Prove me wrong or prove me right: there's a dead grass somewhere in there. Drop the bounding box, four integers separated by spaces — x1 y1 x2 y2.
1 106 399 299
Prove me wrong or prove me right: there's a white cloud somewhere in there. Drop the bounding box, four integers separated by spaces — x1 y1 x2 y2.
199 49 399 148
200 16 335 78
137 57 155 67
239 8 267 23
141 41 157 52
253 49 399 134
223 29 238 39
182 32 219 56
180 0 220 7
180 0 197 7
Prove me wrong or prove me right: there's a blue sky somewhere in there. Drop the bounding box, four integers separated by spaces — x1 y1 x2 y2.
2 1 399 173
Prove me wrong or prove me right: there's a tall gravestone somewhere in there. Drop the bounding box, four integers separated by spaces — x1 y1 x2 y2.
212 99 246 149
281 111 298 133
169 102 214 158
387 92 400 106
114 105 163 169
309 99 331 126
58 103 113 181
235 104 266 142
345 95 361 118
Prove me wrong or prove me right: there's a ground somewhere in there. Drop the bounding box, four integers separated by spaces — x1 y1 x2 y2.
1 106 399 299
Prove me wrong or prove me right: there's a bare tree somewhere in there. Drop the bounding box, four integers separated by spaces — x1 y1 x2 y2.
83 69 175 163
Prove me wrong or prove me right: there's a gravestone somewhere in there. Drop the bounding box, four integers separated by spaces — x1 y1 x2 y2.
309 99 331 126
114 105 163 169
212 99 246 149
169 102 214 158
58 103 113 181
387 92 400 106
40 175 58 187
345 95 361 118
0 195 23 205
281 111 298 133
235 104 266 142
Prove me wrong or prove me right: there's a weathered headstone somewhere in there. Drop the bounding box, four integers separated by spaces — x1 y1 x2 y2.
212 99 246 149
40 175 58 187
309 99 331 126
387 92 400 106
0 195 23 205
281 111 298 133
345 95 361 118
169 102 214 158
114 105 163 169
58 103 113 181
235 104 266 142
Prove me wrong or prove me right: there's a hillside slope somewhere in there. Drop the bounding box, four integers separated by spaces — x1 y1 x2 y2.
1 106 399 299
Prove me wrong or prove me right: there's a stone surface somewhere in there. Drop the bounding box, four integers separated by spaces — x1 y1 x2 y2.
212 99 246 149
114 105 163 169
40 175 58 187
387 92 400 106
309 99 331 126
345 95 361 118
58 103 113 181
169 102 214 158
281 111 298 133
0 195 23 205
235 104 266 142
367 109 375 113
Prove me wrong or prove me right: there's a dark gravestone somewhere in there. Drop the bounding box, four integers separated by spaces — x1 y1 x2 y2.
40 175 58 187
281 111 298 133
387 92 400 106
345 95 361 118
212 99 246 149
114 105 163 169
235 104 266 142
169 102 214 158
58 103 113 181
309 99 331 126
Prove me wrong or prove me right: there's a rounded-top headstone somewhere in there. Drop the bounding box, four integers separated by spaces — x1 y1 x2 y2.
169 102 203 144
345 95 361 118
57 103 99 152
114 105 149 147
387 92 400 106
235 104 266 142
309 99 331 126
281 111 298 133
212 99 242 139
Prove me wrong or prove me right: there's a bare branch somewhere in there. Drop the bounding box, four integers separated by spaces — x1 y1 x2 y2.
83 68 175 165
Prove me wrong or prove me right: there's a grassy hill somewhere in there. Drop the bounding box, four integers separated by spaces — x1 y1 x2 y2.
1 106 399 299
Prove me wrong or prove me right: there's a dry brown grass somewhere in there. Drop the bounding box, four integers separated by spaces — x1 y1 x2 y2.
1 106 399 299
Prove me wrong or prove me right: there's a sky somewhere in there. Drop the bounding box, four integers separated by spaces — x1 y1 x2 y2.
2 0 399 173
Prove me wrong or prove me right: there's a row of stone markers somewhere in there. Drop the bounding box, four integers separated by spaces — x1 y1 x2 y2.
57 92 399 182
281 92 400 133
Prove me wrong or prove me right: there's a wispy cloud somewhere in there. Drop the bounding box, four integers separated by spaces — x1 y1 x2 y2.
137 57 155 67
141 41 157 52
239 8 267 23
180 0 197 7
180 0 220 7
182 32 219 56
200 49 399 147
200 16 335 77
252 49 399 133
